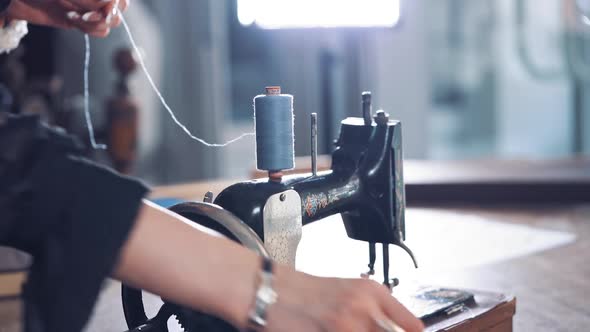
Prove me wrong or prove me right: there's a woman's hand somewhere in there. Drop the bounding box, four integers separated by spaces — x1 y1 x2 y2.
115 201 424 332
4 0 129 37
258 267 424 332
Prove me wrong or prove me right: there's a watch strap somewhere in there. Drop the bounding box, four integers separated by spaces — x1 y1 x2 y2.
245 257 277 332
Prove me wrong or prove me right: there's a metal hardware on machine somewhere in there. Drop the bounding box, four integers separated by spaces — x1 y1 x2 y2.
362 91 373 125
311 113 318 177
120 91 417 332
203 191 214 203
374 110 390 125
263 190 303 266
214 91 417 282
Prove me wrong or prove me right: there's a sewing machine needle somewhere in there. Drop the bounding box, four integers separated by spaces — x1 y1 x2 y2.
383 244 391 289
368 242 376 275
311 113 318 176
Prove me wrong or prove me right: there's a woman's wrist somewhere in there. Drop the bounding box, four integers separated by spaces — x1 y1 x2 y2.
244 257 278 331
222 261 288 330
219 252 262 330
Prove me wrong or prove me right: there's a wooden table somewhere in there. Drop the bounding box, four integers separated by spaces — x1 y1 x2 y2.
1 179 589 331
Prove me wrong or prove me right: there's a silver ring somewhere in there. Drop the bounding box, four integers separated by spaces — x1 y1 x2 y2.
376 318 406 332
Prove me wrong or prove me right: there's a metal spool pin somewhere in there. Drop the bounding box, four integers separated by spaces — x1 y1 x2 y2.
362 92 378 278
362 91 373 126
311 113 318 176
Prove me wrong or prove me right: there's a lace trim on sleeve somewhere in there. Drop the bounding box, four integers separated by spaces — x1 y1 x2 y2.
0 20 27 54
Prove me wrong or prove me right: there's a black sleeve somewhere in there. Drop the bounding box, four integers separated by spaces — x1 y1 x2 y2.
0 114 149 332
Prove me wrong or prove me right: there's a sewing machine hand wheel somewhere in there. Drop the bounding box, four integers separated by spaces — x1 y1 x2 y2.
121 202 270 332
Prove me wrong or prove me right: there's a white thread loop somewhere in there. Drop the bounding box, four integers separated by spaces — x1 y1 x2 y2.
83 34 107 150
119 14 255 147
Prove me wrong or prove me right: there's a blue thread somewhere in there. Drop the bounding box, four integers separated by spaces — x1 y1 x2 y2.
254 94 295 171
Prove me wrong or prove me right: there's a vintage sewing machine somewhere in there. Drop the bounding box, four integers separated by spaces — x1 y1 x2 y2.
121 89 417 332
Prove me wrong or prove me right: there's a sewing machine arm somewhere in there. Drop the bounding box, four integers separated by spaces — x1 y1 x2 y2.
214 114 417 283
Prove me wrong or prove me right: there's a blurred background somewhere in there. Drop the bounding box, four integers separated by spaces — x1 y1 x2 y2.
2 0 589 185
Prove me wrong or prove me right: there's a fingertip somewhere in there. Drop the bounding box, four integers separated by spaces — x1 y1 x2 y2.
66 11 81 20
81 11 103 23
380 295 424 332
109 15 121 28
99 28 111 37
404 315 425 332
406 316 425 332
418 319 426 332
120 0 129 12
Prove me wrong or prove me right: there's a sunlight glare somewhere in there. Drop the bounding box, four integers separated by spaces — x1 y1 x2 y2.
237 0 401 29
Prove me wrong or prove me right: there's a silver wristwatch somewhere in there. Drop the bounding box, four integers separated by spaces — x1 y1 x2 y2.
246 257 277 331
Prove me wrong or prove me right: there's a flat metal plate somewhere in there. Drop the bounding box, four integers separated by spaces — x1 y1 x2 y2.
263 190 303 267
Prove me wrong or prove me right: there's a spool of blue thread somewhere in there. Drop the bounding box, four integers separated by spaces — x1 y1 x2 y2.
254 86 295 172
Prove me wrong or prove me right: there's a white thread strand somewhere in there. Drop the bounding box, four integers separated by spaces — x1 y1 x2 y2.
119 14 255 147
83 34 107 150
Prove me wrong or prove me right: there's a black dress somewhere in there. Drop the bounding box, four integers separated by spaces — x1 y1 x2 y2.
0 113 149 332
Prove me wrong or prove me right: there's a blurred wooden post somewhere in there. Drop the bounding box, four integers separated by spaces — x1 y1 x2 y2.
106 48 139 174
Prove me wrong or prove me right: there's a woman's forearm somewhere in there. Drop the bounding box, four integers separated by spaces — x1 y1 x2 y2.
112 200 425 332
112 199 260 328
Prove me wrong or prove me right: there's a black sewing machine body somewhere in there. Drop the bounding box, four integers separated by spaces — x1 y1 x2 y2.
121 93 417 332
215 116 409 252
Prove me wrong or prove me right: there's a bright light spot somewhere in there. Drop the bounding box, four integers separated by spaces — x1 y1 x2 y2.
237 0 401 29
238 0 257 26
577 0 590 25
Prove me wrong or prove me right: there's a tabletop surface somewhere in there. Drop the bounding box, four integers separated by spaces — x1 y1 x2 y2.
1 184 589 331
